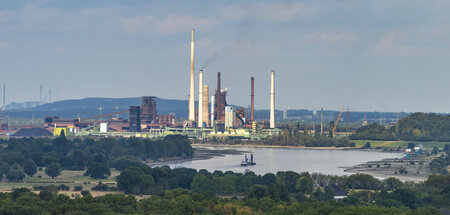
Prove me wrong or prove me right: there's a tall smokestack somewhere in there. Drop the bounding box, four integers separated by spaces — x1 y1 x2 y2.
270 70 275 129
188 29 195 121
251 77 254 122
216 72 221 121
211 95 215 125
203 85 209 127
40 84 42 104
198 70 203 127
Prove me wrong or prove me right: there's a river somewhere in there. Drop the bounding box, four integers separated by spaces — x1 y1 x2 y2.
167 146 404 176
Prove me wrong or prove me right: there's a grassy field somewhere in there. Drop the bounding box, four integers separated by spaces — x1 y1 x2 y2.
353 140 450 150
0 168 122 197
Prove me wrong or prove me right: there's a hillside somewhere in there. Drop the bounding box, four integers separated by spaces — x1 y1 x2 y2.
351 113 450 142
3 97 281 120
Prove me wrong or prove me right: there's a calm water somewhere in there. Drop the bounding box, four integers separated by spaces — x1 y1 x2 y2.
168 146 404 175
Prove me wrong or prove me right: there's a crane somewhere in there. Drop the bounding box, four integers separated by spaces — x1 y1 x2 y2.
332 107 344 136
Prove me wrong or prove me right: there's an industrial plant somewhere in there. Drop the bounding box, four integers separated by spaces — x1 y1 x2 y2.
10 29 281 139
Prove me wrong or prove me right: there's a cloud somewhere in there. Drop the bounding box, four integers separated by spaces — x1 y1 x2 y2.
121 14 219 35
367 28 449 57
307 31 357 43
25 0 51 11
370 32 421 57
219 2 326 23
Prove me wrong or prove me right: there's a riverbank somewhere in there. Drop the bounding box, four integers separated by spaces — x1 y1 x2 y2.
191 143 358 150
344 154 436 182
146 147 245 167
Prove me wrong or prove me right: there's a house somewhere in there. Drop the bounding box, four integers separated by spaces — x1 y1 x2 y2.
328 184 348 200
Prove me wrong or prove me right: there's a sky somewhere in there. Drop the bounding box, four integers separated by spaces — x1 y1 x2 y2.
1 0 450 113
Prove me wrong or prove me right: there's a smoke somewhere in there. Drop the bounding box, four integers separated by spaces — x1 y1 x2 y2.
200 42 235 70
200 23 254 70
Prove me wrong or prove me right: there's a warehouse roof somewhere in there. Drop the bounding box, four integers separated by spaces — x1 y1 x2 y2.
11 128 52 137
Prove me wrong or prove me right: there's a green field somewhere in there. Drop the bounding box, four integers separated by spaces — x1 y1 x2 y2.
353 140 450 150
0 169 120 196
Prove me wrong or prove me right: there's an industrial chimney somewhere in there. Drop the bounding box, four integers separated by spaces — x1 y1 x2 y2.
188 29 195 121
251 77 254 122
215 72 222 121
202 85 209 127
270 70 275 129
198 70 203 127
210 95 215 125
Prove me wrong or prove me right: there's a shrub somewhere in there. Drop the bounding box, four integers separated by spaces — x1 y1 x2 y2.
80 190 91 196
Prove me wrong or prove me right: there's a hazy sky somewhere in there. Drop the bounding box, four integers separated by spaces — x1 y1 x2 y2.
1 0 450 112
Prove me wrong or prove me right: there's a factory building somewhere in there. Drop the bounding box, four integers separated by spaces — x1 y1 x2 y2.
225 106 235 128
140 96 157 123
129 106 141 132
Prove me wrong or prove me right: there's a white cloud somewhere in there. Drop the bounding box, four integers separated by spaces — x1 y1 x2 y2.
121 14 219 35
25 0 51 11
370 32 422 57
307 31 357 43
219 2 326 23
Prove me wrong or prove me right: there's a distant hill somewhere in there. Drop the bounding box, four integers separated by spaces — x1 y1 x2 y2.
2 97 283 121
1 97 420 123
4 97 189 120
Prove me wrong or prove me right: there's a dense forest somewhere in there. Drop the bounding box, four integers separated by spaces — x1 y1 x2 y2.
265 127 355 147
1 169 448 214
115 166 450 211
351 113 450 141
0 135 448 214
0 135 193 180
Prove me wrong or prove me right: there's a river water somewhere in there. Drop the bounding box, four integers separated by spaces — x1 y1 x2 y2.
168 146 404 176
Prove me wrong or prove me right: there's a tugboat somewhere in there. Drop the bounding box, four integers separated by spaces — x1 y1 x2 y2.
240 154 256 166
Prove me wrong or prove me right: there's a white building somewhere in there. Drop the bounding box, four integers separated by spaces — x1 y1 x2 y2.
224 106 235 128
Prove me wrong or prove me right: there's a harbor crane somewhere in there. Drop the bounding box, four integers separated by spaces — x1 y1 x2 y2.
332 107 345 136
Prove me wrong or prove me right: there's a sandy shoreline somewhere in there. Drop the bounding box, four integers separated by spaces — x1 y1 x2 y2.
191 143 358 150
146 147 245 167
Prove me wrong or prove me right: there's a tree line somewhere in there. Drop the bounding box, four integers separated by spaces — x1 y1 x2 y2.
264 125 355 147
0 135 193 181
352 113 450 141
0 186 444 215
115 165 449 211
1 169 447 214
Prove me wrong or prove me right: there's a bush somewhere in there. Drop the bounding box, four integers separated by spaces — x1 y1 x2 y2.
73 186 83 191
6 169 25 181
45 162 62 179
399 166 408 174
58 184 70 191
92 182 115 191
84 162 111 179
362 142 371 149
80 190 91 196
